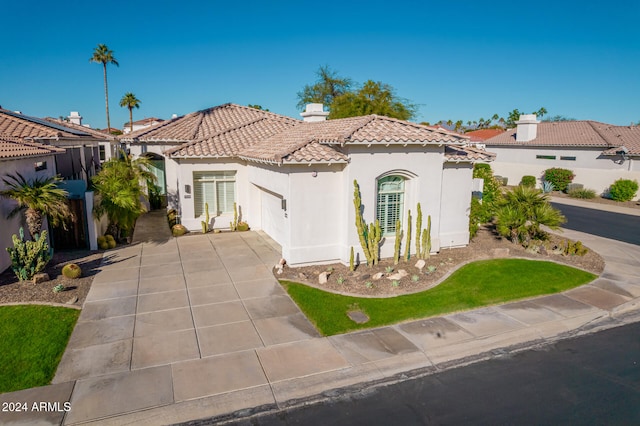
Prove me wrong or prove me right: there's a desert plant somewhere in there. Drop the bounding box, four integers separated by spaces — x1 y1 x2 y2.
520 175 536 187
6 228 52 281
61 263 82 279
608 179 638 202
391 280 400 287
385 266 394 273
230 202 239 231
495 185 566 244
568 188 597 199
349 247 355 272
236 221 249 232
105 234 116 249
542 180 554 193
415 203 423 258
365 281 373 289
566 183 584 192
394 220 401 265
411 274 420 282
336 275 345 285
404 210 412 262
172 224 188 237
427 265 437 274
53 284 65 293
543 168 574 192
421 215 431 259
167 209 178 228
563 240 588 256
201 202 210 233
353 180 381 266
97 236 106 246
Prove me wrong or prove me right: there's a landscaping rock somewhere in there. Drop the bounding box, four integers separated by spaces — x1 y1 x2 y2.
491 248 510 258
319 271 329 284
298 272 308 280
415 259 426 270
387 269 409 280
32 273 50 284
66 296 79 305
372 272 384 280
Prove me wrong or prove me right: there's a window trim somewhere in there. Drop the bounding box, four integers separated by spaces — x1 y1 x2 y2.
376 175 405 236
193 171 236 218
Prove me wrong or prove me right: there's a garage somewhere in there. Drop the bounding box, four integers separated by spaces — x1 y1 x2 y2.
259 187 287 246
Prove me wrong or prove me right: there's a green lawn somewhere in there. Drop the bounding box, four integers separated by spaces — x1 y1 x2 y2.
0 305 80 393
281 258 596 336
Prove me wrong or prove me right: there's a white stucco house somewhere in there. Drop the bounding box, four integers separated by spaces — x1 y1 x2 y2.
0 135 65 273
484 115 640 199
121 103 494 265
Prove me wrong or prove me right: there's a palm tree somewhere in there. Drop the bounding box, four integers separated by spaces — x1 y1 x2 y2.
90 44 119 133
92 152 156 240
0 173 73 238
120 92 141 133
495 185 565 244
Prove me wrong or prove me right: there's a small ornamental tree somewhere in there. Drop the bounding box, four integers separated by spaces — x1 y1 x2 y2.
543 168 574 192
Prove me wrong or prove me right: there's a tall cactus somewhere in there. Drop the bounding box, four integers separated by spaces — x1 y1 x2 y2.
421 214 432 259
403 210 412 262
368 221 381 265
230 202 238 231
353 180 381 266
349 246 355 271
201 202 210 233
394 219 401 265
416 203 422 259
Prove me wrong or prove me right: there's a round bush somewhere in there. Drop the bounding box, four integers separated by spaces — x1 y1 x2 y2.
172 224 188 237
107 239 117 249
568 188 597 199
543 168 575 192
520 175 536 187
97 236 106 246
98 241 109 250
62 263 82 279
105 234 115 243
608 179 639 202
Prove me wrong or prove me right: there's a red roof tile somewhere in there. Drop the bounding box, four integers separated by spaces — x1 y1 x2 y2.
0 135 65 159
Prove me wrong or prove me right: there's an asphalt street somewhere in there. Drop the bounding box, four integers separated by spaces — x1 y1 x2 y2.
223 322 640 426
551 203 640 245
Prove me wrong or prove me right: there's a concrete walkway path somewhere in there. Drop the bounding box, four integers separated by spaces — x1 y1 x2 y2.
2 206 640 425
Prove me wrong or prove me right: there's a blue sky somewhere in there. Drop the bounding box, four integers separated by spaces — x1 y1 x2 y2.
2 1 639 129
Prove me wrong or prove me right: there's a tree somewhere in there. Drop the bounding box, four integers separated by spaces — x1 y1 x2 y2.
0 173 73 239
248 104 269 111
120 92 141 133
543 115 576 122
505 107 547 128
495 185 565 244
297 65 352 110
92 152 155 240
90 44 119 132
330 80 417 120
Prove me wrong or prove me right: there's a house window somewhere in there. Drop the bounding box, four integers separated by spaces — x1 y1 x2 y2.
34 161 47 171
560 156 576 161
99 145 106 161
193 171 236 217
536 155 556 160
376 176 405 235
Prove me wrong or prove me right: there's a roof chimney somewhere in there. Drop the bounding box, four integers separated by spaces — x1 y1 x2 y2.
300 103 329 122
515 114 539 142
68 111 82 125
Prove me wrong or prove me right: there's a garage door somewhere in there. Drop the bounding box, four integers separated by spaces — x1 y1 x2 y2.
260 188 286 245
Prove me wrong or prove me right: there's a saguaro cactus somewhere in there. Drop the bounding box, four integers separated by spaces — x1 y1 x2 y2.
353 180 381 266
404 210 412 262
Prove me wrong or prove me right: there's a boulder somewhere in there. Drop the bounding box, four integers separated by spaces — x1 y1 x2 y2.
415 259 426 270
32 273 50 284
372 272 384 280
319 271 329 284
387 269 409 280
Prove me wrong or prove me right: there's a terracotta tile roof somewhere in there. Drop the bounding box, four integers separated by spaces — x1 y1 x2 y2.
42 117 114 140
239 115 468 164
0 135 65 159
122 103 298 143
599 125 640 156
484 121 618 147
0 109 95 139
444 145 496 162
465 128 506 141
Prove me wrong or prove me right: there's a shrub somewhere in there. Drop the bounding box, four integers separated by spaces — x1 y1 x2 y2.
520 175 536 187
53 284 65 293
97 236 106 246
236 222 250 232
98 241 109 250
568 188 597 199
608 179 638 202
6 228 52 281
62 263 82 279
543 168 575 192
563 240 588 256
172 224 188 237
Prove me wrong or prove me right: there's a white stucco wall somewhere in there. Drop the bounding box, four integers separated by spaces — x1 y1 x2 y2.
488 146 640 199
440 163 473 248
342 145 446 266
0 155 57 273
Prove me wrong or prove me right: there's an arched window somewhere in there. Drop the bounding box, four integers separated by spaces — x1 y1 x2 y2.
376 175 405 235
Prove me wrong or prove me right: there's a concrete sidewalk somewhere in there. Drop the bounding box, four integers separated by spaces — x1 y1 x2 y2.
2 207 640 425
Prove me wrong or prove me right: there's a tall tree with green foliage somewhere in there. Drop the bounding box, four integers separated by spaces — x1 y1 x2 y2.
90 44 119 132
0 173 73 239
92 153 155 240
120 92 141 133
330 80 417 120
505 107 547 128
297 65 352 110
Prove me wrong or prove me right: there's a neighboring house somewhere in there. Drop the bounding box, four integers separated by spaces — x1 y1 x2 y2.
465 128 506 143
122 117 165 135
0 135 65 273
0 109 111 250
122 103 494 265
484 115 640 198
45 114 119 162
